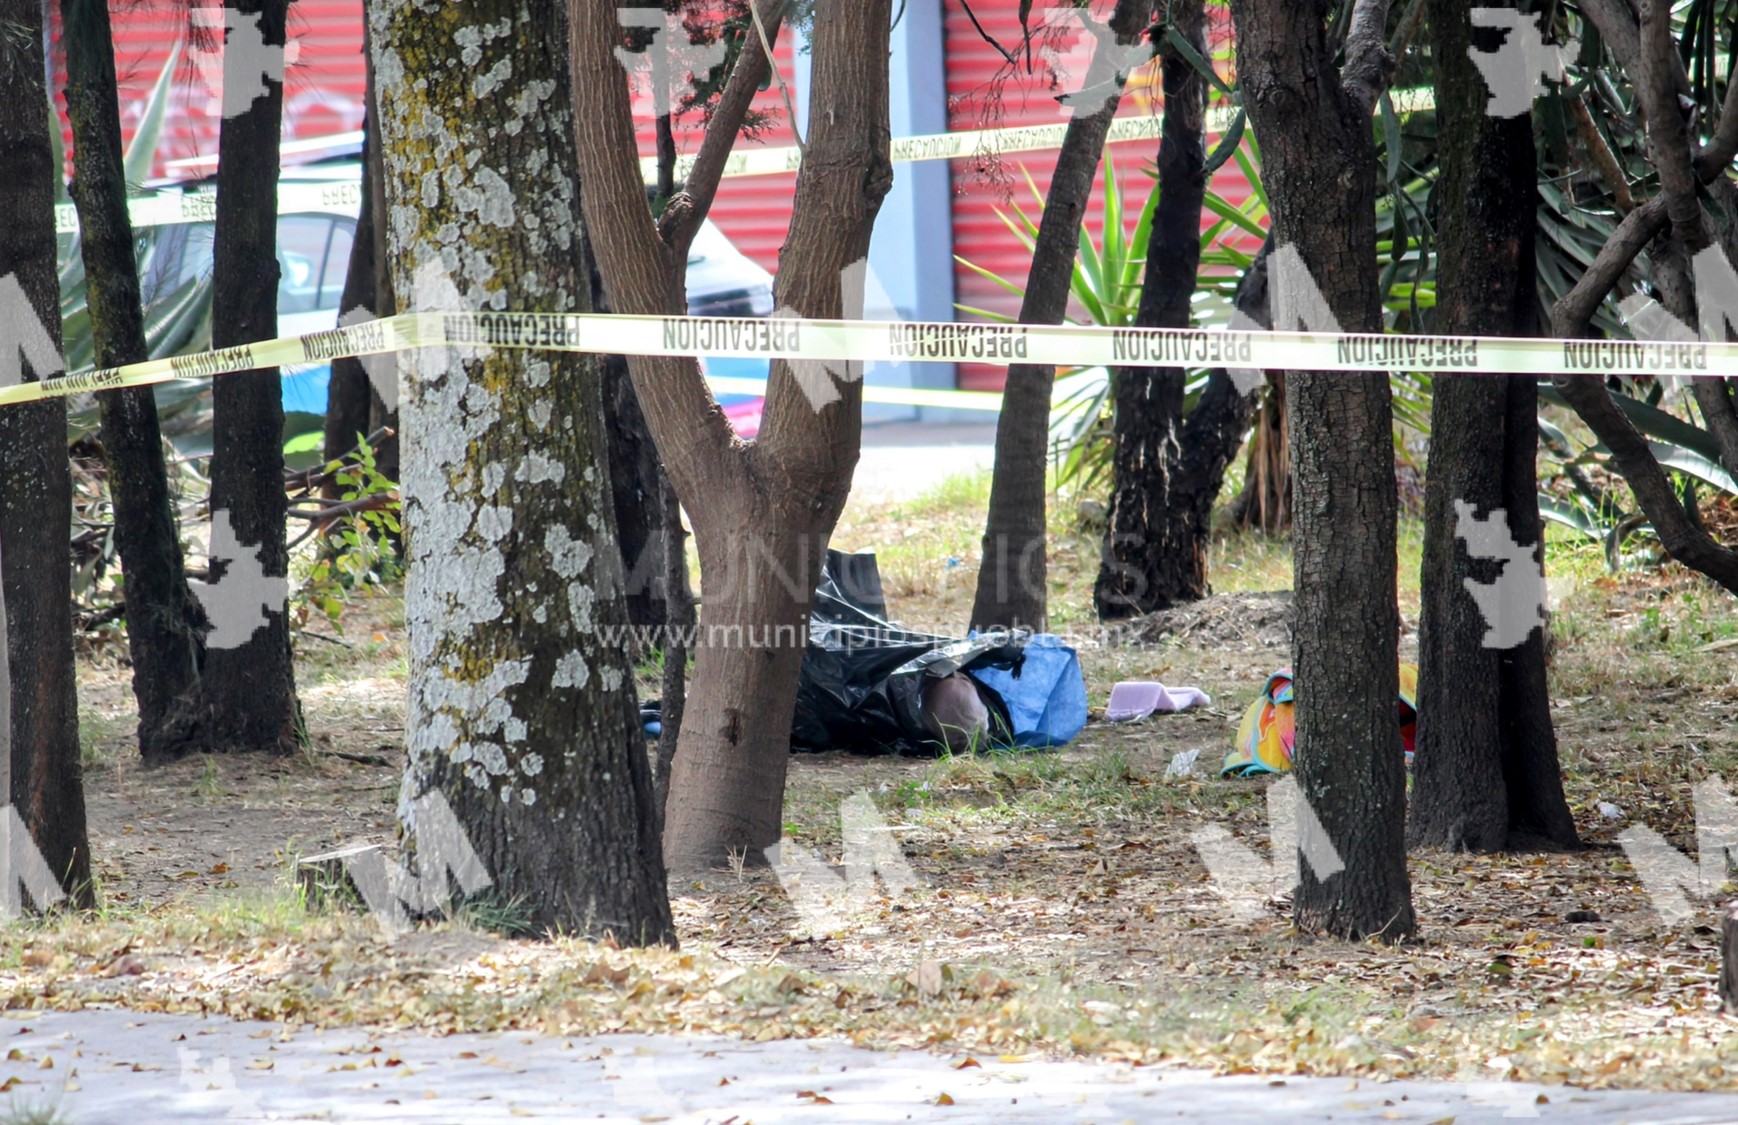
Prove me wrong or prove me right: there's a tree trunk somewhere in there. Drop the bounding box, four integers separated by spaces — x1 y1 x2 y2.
1227 0 1415 941
572 0 892 872
1226 373 1291 532
1409 0 1578 854
603 353 667 630
323 12 380 475
60 0 207 759
160 0 303 759
0 0 93 904
1721 902 1738 1014
373 0 674 941
971 0 1155 632
1094 4 1262 617
655 471 693 827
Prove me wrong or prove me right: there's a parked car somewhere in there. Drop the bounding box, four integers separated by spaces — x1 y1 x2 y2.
60 142 777 452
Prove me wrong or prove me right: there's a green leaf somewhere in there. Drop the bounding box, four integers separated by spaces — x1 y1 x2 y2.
125 39 183 187
1202 191 1267 237
1538 382 1723 462
1381 91 1403 186
1647 440 1738 495
1203 109 1246 176
1165 27 1234 97
1538 495 1604 539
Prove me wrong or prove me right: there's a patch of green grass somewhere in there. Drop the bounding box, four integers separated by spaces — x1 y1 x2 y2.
77 709 127 772
191 757 224 801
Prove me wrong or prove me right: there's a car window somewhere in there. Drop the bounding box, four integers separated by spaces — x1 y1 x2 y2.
319 221 355 311
174 224 215 290
278 215 332 316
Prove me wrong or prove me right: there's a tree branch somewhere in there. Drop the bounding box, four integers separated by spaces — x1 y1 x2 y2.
958 0 1018 66
1387 0 1426 58
1341 0 1395 112
1551 196 1667 335
1569 93 1636 211
1551 372 1738 595
1695 68 1738 179
669 0 791 257
569 0 741 495
1636 0 1707 249
1578 0 1643 79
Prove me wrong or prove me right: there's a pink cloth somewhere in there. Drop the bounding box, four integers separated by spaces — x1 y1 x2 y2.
1105 681 1211 722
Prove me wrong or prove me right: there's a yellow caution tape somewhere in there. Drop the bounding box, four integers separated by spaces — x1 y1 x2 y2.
3 308 1722 413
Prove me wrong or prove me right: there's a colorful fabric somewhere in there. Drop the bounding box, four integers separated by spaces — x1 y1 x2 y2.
1222 663 1419 778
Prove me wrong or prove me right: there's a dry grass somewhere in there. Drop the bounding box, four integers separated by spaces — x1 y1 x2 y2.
7 471 1738 1091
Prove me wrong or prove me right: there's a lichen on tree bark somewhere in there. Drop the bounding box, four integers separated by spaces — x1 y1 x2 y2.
373 0 672 941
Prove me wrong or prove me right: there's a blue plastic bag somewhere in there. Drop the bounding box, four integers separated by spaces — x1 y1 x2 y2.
969 633 1088 748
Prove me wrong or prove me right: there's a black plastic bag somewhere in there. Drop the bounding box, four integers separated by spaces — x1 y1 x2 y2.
789 550 1025 755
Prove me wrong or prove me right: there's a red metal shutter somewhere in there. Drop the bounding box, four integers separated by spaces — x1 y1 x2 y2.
942 0 1251 391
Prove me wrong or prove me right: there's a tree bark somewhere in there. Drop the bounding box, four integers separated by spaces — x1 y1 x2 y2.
1093 5 1266 618
1226 373 1291 532
971 0 1155 632
1721 902 1738 1014
372 0 674 942
0 0 94 904
1227 0 1415 941
323 12 380 476
603 353 666 630
160 0 303 759
60 0 207 759
1409 0 1578 854
573 0 894 872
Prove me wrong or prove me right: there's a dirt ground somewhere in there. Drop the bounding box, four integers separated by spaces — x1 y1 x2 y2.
28 493 1738 1090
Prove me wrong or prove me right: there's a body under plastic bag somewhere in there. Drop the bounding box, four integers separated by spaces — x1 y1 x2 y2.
789 551 1026 756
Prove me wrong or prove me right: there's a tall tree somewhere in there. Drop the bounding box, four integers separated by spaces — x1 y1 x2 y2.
573 0 895 870
162 0 304 758
372 0 674 940
1409 0 1579 853
60 0 208 759
1226 0 1416 940
1094 1 1263 617
0 0 93 903
970 0 1156 631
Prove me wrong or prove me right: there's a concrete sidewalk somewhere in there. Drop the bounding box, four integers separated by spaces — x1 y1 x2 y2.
4 1009 1738 1124
854 422 996 502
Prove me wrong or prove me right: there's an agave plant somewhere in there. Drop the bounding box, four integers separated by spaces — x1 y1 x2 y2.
953 156 1210 491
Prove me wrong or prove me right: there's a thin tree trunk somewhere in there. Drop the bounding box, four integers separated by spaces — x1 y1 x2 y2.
971 0 1155 632
1228 0 1415 941
373 0 674 942
573 0 894 872
1226 373 1290 531
603 354 667 629
1095 3 1260 617
361 20 399 484
0 0 93 904
1410 0 1578 854
160 0 303 758
655 471 692 828
323 11 379 476
60 0 206 758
